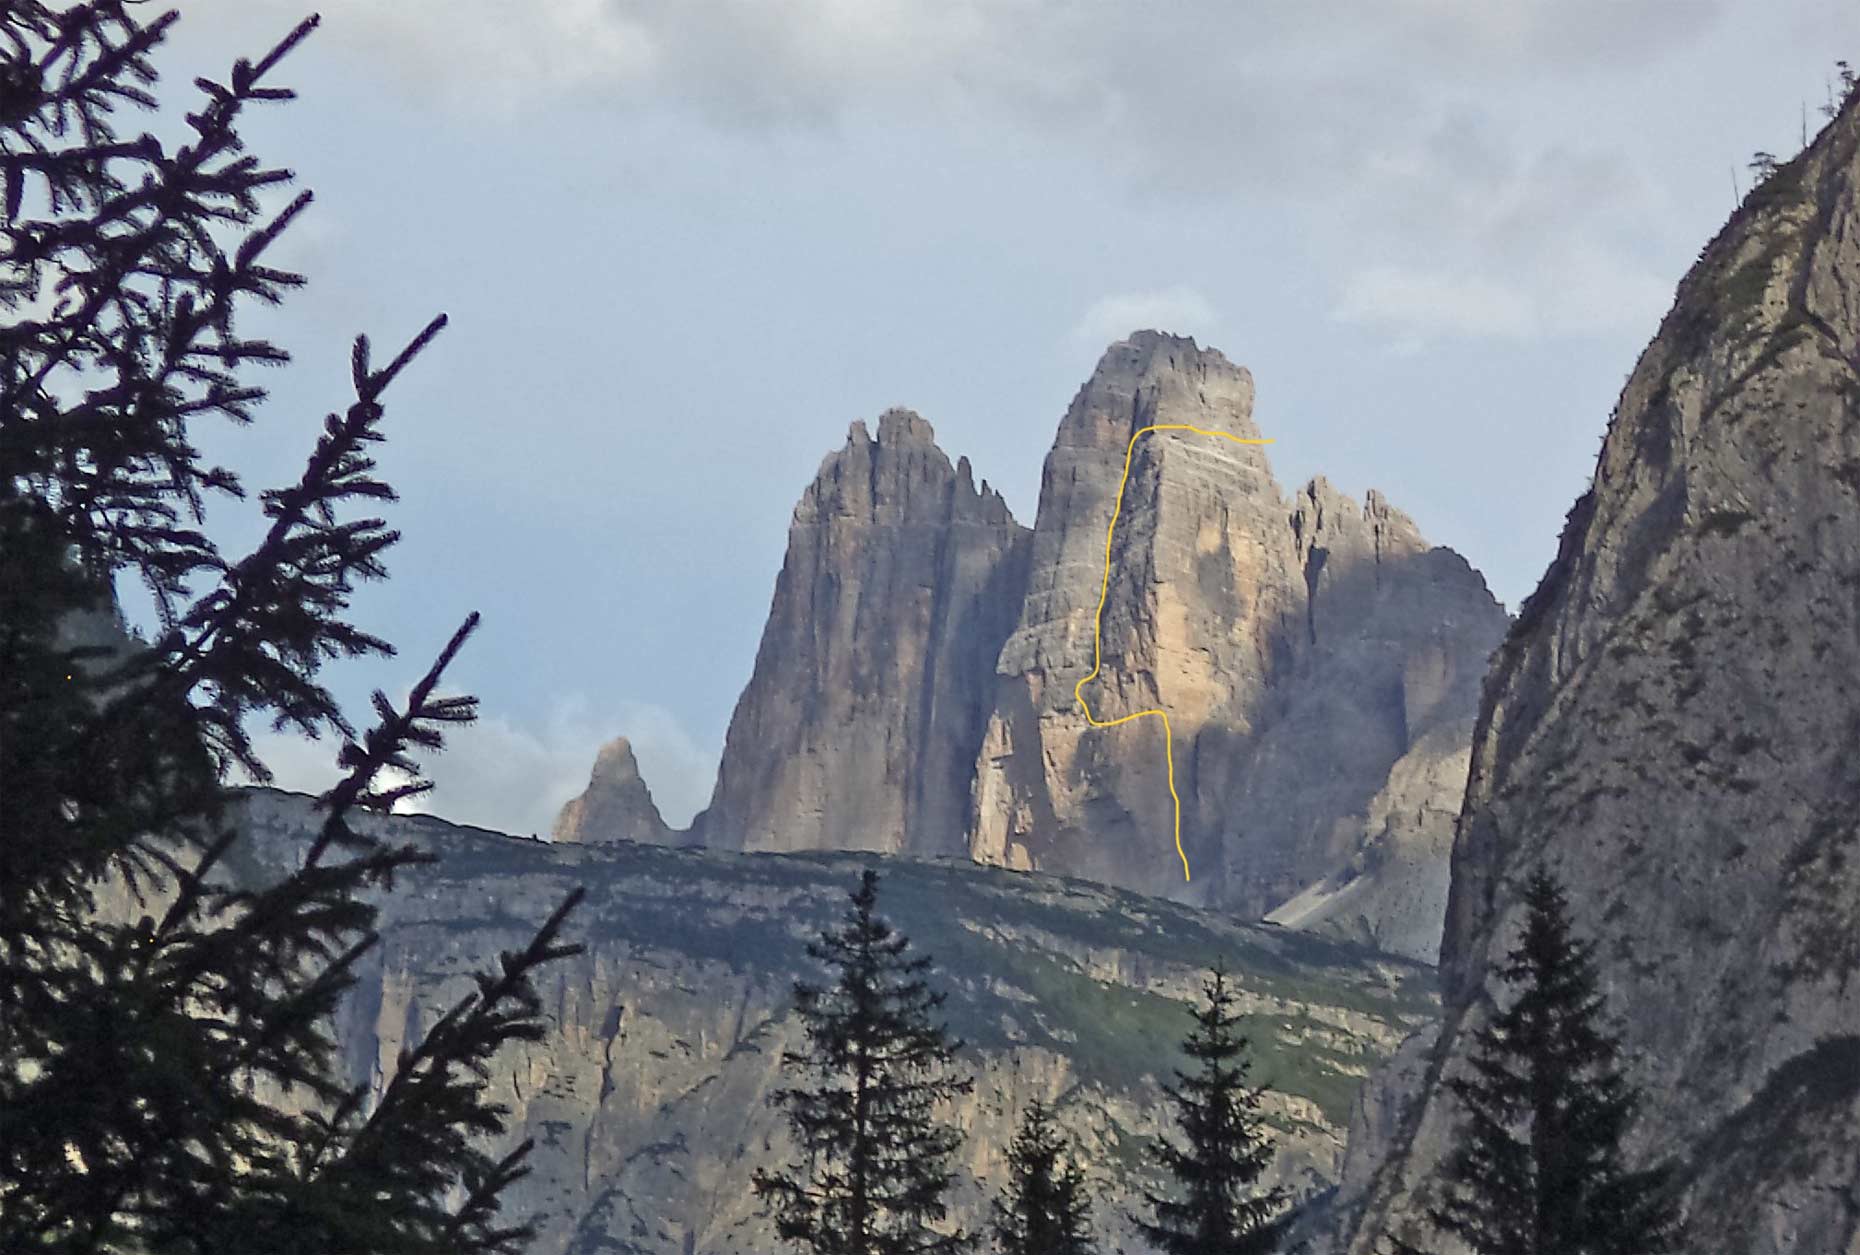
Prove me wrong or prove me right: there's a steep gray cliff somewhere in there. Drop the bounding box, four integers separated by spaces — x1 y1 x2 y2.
687 408 1032 857
1323 93 1860 1255
230 788 1435 1255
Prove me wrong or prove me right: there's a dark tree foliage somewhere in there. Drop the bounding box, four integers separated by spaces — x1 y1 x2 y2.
1824 59 1857 119
1131 962 1288 1255
0 5 582 1252
991 1099 1095 1255
1421 869 1681 1255
754 869 975 1255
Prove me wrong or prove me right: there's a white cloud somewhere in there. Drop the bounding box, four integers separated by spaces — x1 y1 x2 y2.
1333 266 1534 342
1328 114 1679 345
239 693 716 837
1072 286 1221 351
1331 246 1673 346
1537 243 1676 337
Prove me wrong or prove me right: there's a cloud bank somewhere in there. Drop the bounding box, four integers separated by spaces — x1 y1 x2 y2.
192 0 1727 350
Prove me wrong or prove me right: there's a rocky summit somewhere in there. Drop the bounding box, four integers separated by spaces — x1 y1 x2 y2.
1317 94 1860 1255
690 407 1032 858
564 334 1508 961
231 787 1434 1255
554 737 679 847
971 334 1508 952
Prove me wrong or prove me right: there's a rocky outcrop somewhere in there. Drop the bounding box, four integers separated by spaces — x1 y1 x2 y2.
565 343 1505 959
1263 724 1468 961
971 333 1508 945
1326 95 1860 1255
553 737 678 846
687 408 1032 856
230 787 1436 1255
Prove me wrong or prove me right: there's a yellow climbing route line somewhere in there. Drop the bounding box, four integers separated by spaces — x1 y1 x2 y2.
1073 424 1275 882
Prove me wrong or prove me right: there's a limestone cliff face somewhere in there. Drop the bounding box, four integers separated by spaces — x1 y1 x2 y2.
689 408 1032 856
231 788 1435 1255
553 737 678 846
1326 96 1860 1255
565 343 1504 959
970 333 1287 902
970 333 1508 946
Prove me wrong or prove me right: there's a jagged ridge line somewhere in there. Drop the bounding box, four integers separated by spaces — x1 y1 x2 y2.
1072 423 1275 882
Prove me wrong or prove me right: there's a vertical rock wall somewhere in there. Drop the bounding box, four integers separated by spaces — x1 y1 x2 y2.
692 408 1032 856
1325 95 1860 1255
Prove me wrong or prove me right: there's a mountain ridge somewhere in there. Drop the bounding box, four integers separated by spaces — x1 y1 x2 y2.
559 332 1508 961
226 786 1435 1255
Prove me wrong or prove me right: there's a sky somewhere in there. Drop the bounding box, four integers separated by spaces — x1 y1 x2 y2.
114 0 1860 837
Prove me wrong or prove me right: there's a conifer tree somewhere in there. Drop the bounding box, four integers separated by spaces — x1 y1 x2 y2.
992 1099 1095 1255
0 5 581 1252
1421 868 1681 1255
754 869 975 1255
1132 962 1288 1255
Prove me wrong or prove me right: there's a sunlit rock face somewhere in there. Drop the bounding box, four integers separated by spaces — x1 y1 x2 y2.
970 332 1506 949
1317 96 1860 1255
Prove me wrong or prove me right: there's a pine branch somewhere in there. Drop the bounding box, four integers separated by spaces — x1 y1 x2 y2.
0 10 589 1252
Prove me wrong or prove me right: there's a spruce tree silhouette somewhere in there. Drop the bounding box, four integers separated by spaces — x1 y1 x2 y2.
0 5 581 1252
992 1099 1095 1255
754 869 975 1255
1417 868 1681 1255
1132 961 1288 1255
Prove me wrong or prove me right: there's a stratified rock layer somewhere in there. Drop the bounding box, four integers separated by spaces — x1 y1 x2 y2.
971 333 1507 949
231 787 1435 1255
691 408 1031 856
1325 97 1860 1255
553 737 678 846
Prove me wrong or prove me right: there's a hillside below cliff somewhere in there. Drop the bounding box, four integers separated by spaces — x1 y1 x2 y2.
229 787 1434 1254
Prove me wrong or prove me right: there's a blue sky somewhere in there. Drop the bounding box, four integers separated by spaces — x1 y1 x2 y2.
123 0 1858 836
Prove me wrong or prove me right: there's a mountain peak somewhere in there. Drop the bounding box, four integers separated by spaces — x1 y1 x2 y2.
592 735 642 778
797 407 1013 530
975 338 1507 927
698 410 1032 856
552 736 673 846
1057 333 1261 455
876 406 937 445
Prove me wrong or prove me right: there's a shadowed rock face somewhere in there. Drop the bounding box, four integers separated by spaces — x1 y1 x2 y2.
563 338 1506 960
971 333 1507 948
1321 96 1860 1255
690 408 1032 857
